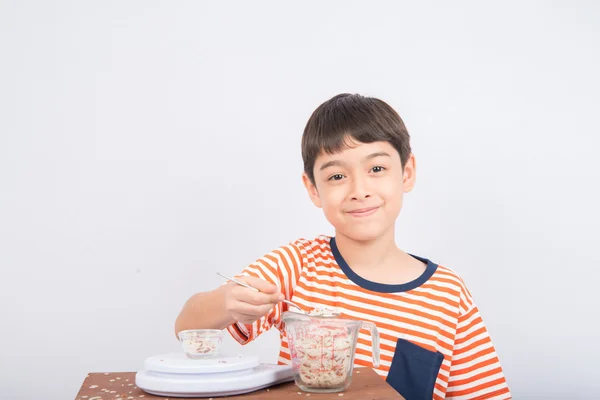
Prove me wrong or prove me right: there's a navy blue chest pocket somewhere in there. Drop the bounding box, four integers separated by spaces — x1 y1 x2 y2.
386 338 444 400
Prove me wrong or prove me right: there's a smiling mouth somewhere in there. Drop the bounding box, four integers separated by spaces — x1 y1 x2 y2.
347 206 379 217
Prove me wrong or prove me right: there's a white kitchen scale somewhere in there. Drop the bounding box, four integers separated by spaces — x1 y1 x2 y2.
135 353 295 397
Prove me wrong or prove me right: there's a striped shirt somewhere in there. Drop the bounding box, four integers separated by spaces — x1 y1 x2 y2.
227 235 511 399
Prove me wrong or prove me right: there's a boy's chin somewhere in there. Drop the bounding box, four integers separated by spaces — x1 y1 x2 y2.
336 227 388 243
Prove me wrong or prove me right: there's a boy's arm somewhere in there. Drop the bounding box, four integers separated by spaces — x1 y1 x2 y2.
175 241 304 342
227 242 304 344
174 284 236 332
174 277 284 335
446 302 511 399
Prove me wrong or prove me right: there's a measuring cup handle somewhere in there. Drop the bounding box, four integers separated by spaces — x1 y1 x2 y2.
361 321 380 368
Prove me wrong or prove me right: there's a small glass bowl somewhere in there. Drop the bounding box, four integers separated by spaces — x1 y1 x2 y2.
177 329 224 359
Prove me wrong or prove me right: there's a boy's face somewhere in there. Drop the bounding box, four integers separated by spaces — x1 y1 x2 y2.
302 138 416 242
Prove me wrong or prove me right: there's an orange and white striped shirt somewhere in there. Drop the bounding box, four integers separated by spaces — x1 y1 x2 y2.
227 235 511 399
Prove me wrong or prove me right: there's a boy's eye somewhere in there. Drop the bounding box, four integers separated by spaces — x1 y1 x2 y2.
328 174 345 181
371 166 385 173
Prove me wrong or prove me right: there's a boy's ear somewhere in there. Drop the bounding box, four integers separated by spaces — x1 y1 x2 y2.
302 172 322 208
403 153 417 193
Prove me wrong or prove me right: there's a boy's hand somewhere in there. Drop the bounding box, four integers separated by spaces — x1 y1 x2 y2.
224 276 285 325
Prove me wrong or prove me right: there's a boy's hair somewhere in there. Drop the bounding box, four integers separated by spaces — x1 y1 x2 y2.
301 93 412 184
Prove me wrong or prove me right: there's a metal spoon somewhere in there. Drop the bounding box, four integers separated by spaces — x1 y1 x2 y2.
216 272 308 314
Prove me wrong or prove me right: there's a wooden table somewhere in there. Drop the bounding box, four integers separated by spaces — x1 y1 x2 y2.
75 368 404 400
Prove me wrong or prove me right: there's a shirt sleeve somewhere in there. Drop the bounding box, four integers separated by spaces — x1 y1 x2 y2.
446 285 511 399
226 241 304 345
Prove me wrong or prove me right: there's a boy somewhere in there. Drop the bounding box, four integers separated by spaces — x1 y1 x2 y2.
175 94 511 399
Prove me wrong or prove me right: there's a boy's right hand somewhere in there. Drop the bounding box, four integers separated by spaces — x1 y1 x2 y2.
224 276 285 325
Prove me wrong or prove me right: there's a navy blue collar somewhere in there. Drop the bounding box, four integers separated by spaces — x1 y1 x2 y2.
330 236 438 293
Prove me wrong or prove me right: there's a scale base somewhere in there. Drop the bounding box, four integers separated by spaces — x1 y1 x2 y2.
136 363 295 398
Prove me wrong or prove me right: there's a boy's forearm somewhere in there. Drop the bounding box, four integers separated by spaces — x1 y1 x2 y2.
174 285 236 336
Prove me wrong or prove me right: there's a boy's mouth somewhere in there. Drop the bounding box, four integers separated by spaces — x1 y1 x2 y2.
347 206 379 217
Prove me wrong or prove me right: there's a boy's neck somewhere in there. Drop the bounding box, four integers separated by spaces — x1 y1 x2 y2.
334 227 400 271
334 227 427 284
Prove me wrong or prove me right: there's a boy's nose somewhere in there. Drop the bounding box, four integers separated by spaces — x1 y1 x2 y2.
349 176 371 200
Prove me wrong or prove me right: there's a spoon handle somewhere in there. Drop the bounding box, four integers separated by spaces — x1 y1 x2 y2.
282 299 304 312
217 272 305 313
216 272 259 291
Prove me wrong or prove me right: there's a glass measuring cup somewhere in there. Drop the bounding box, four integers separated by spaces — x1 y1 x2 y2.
281 311 380 393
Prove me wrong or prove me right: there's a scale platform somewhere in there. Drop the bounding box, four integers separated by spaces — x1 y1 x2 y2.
135 353 295 398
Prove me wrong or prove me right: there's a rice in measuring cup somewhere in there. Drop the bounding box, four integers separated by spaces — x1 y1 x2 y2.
292 325 353 388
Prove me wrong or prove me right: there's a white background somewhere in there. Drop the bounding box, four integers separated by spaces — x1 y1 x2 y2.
1 1 599 399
